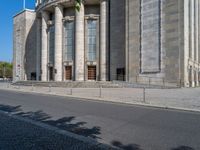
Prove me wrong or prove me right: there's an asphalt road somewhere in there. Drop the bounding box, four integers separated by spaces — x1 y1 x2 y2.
0 89 199 150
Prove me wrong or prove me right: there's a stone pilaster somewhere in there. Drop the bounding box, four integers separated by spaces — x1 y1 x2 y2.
54 5 63 81
75 1 85 81
36 17 41 81
41 11 49 81
100 0 108 81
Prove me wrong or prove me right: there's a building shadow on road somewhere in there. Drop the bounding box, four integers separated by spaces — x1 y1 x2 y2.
0 104 101 140
171 146 195 150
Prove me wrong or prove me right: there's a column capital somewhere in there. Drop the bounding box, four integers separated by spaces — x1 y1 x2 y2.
41 11 49 22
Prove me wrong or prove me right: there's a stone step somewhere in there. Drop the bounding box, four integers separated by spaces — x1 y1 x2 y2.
13 80 179 89
12 81 121 88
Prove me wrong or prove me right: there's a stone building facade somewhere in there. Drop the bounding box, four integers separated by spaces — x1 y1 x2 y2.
13 0 200 87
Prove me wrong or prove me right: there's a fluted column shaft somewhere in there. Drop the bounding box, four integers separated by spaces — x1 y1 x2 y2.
195 0 199 86
191 0 195 60
41 11 49 81
36 18 41 81
75 1 85 81
195 0 199 63
190 0 195 87
100 0 108 81
54 5 63 81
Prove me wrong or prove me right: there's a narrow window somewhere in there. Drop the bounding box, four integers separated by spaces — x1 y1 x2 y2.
48 26 55 64
64 21 74 61
87 20 97 61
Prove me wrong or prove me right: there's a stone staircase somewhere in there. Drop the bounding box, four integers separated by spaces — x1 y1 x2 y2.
112 80 180 89
12 81 121 88
12 80 179 89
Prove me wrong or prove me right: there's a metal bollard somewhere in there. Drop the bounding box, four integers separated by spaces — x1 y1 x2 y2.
99 86 102 98
143 88 146 103
149 78 151 87
7 83 9 88
49 84 52 92
136 76 138 83
70 88 73 95
162 78 165 89
31 84 34 91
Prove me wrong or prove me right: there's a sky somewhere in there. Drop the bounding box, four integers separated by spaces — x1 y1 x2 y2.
0 0 35 62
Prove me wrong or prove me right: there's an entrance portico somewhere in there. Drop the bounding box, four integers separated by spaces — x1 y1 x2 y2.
39 0 108 82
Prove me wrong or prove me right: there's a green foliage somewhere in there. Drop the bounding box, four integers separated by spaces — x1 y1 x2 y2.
0 62 13 78
75 0 81 11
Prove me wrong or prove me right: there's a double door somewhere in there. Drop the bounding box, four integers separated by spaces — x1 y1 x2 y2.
65 66 72 80
88 66 96 80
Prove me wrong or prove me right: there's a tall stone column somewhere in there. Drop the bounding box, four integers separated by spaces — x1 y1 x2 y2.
100 0 108 81
191 0 195 87
196 70 199 86
195 0 199 63
54 5 63 81
36 17 41 81
195 0 199 87
75 1 85 81
190 0 194 60
41 11 49 81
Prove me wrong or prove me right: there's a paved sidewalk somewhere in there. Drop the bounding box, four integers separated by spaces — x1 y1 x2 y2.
0 82 200 112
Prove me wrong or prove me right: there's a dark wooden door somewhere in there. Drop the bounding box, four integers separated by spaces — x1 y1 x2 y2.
49 67 54 81
88 66 96 80
65 66 72 80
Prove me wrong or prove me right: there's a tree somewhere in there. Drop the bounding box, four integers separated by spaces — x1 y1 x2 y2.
0 62 13 78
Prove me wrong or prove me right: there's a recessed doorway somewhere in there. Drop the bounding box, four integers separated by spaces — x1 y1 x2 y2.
88 66 96 81
49 67 54 81
65 66 72 80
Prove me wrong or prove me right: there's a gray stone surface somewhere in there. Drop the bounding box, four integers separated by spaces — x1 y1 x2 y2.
141 0 160 73
13 10 37 81
110 0 125 81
